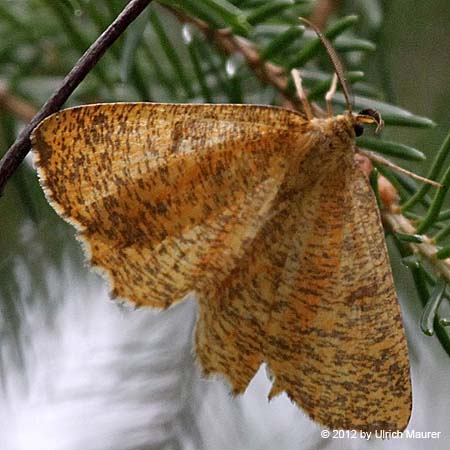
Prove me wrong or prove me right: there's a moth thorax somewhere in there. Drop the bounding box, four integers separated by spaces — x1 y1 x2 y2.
309 116 355 157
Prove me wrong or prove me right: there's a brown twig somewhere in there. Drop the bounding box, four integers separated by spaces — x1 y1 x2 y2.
359 149 443 188
358 154 450 283
165 6 334 117
383 212 450 280
165 6 295 107
0 0 154 195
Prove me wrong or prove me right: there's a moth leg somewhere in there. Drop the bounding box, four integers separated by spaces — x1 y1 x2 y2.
291 69 314 120
325 73 338 117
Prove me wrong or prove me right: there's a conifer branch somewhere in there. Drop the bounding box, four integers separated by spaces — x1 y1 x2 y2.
0 0 154 195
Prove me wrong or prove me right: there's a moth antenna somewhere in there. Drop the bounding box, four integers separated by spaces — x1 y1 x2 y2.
300 17 352 114
325 73 338 117
359 149 443 188
291 69 314 120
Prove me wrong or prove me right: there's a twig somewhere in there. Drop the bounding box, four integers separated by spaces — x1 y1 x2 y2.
359 149 443 188
360 154 450 282
383 211 450 280
0 0 154 195
165 6 294 106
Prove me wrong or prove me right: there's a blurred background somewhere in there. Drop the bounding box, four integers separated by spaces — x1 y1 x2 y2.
1 1 450 449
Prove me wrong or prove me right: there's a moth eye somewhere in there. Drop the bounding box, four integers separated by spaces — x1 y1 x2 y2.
354 123 364 137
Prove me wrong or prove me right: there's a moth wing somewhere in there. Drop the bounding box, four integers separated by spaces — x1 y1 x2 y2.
194 155 410 431
266 163 411 431
32 103 307 307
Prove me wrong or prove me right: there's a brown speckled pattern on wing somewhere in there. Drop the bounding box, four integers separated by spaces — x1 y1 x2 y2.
32 103 306 306
31 103 411 431
265 157 411 432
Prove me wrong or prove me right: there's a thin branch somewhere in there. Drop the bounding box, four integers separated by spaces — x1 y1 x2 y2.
165 6 295 107
355 152 450 288
359 149 443 188
0 0 154 195
383 211 450 281
357 153 450 289
165 6 335 117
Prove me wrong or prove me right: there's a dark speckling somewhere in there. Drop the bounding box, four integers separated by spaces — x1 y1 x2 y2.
31 103 411 432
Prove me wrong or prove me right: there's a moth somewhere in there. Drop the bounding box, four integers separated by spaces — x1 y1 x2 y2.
31 21 411 432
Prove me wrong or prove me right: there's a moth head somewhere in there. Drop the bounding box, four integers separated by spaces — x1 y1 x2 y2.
299 18 385 139
353 108 384 137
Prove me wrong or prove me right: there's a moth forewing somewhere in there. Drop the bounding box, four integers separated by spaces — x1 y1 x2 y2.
274 114 409 431
31 103 307 306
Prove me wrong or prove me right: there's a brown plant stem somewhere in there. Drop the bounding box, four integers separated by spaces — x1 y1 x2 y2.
165 6 295 107
383 211 450 280
0 0 154 195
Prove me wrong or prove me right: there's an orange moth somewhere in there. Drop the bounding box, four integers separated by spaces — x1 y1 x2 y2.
31 21 411 432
